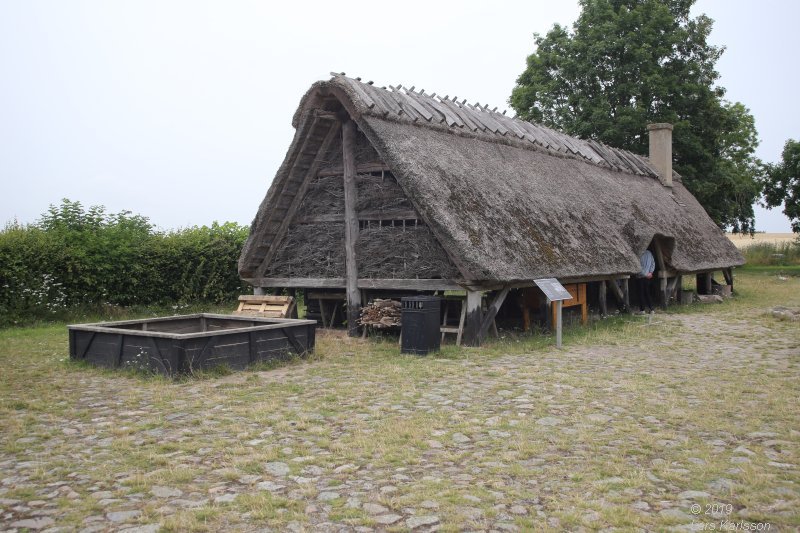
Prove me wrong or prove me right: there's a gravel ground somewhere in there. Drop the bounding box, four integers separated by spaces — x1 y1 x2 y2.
1 274 798 531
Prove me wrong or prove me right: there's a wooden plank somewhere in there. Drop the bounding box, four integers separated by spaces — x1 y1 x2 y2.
722 267 733 289
237 295 293 303
394 90 434 121
295 209 418 224
607 278 629 312
439 98 481 131
255 122 341 278
599 280 608 317
477 286 509 342
462 290 483 346
280 327 306 353
317 162 391 177
340 77 376 109
244 277 465 291
342 119 362 337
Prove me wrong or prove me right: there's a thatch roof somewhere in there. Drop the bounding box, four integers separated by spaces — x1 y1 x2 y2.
240 74 744 283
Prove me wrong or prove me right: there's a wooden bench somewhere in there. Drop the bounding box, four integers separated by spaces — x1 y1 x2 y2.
234 295 295 318
551 283 587 326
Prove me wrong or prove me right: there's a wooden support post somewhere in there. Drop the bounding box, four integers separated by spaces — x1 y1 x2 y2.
607 278 629 313
462 290 483 347
697 272 712 295
659 274 668 309
598 281 608 317
478 286 509 342
342 119 361 337
555 300 563 348
253 286 265 296
622 278 630 312
669 275 681 302
722 268 733 290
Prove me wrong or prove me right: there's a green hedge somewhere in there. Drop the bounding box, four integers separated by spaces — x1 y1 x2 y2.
0 200 250 325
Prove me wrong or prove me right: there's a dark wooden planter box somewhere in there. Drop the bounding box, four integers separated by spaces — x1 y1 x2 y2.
68 314 316 376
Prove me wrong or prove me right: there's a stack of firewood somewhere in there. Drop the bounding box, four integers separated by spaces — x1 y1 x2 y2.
359 299 402 328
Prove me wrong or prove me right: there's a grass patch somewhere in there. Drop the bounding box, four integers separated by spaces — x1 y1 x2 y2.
0 270 798 530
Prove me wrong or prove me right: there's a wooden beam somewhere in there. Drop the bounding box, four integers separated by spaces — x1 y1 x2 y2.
722 267 733 289
622 278 630 311
697 272 713 295
651 240 669 308
294 209 419 224
666 276 679 304
461 274 631 292
477 286 510 342
462 290 483 346
255 122 341 277
243 277 465 291
316 162 391 177
599 280 608 317
607 278 629 313
342 119 361 337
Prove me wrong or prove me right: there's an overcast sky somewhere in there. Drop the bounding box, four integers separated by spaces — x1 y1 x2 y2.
1 0 797 232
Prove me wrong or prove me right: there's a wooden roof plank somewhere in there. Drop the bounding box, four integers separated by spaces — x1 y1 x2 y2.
429 97 465 128
440 98 482 132
388 89 427 122
341 77 376 109
407 91 447 124
393 90 434 121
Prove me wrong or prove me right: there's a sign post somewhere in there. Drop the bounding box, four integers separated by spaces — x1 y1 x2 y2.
534 278 572 348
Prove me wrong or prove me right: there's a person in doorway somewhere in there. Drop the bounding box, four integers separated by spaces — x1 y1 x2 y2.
637 249 656 314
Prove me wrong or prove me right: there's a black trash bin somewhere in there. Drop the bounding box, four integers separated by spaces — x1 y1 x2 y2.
401 296 441 355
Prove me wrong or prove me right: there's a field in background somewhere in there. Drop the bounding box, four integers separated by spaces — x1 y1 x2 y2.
727 232 796 249
0 270 798 531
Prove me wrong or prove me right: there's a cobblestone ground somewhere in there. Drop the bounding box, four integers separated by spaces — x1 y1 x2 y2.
1 277 798 531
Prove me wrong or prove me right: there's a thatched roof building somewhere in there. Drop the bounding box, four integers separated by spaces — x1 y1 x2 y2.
239 73 743 344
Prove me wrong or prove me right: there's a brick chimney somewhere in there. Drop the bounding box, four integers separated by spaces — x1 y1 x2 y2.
647 123 673 187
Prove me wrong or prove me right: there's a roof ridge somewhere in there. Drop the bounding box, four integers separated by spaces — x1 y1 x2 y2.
328 73 661 180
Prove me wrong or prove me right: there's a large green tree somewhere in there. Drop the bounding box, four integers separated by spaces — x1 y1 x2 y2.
510 0 761 232
762 139 800 232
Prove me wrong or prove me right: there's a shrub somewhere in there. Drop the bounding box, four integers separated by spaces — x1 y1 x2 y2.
0 200 250 326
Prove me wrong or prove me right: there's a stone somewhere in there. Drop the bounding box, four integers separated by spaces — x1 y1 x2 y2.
213 493 237 503
707 478 735 492
420 500 440 509
452 433 471 443
733 446 755 456
302 465 324 476
119 526 160 533
264 462 290 476
107 510 142 523
678 490 710 500
586 414 612 424
426 440 443 449
317 491 340 501
257 481 285 492
535 417 563 426
10 517 55 530
171 499 207 508
90 491 115 500
374 513 403 525
659 508 692 522
509 505 528 515
631 501 651 511
406 515 440 529
151 486 183 498
363 502 389 515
